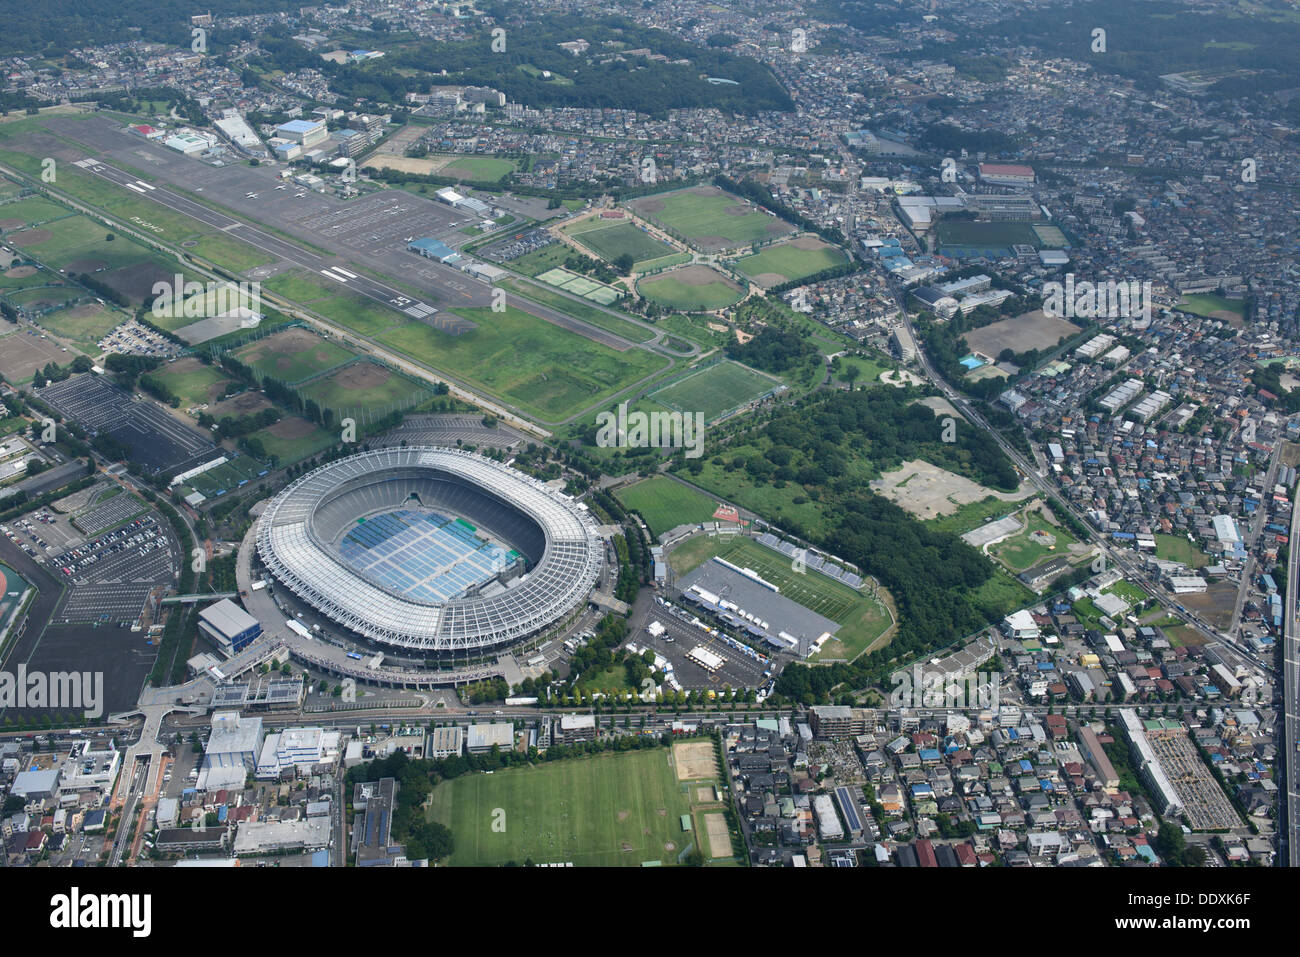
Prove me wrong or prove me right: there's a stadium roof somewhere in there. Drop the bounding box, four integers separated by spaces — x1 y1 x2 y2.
257 447 602 652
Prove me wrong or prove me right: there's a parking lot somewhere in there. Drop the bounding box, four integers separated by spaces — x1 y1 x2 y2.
38 373 217 475
8 509 178 624
629 597 774 691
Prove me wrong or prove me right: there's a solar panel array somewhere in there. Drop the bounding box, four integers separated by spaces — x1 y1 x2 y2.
257 447 602 652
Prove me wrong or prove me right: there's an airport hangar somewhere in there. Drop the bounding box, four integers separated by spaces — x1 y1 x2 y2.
256 447 603 656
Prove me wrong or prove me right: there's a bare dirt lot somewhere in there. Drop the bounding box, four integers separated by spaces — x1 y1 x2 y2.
7 228 52 247
3 265 36 278
361 154 444 176
207 391 271 419
962 310 1081 359
672 740 718 782
703 812 733 859
0 328 70 382
870 459 1036 519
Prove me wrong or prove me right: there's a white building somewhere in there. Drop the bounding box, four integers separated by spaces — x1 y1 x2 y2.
1003 609 1040 640
202 712 264 776
254 727 340 779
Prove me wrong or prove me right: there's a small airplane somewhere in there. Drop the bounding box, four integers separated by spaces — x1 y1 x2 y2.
275 184 287 190
245 192 258 199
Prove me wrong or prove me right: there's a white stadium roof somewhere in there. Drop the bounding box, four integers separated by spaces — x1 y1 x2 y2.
256 447 601 652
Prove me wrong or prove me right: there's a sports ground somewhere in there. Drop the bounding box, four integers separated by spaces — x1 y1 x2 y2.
426 745 731 866
233 326 356 385
615 476 721 536
649 360 783 423
564 218 677 271
733 236 847 288
627 185 792 253
668 535 892 662
637 264 744 311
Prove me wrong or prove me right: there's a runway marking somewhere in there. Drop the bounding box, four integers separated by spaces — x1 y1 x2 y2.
333 266 358 279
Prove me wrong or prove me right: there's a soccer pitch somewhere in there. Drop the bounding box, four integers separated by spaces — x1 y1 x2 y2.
649 360 782 422
629 186 791 251
734 237 847 287
426 749 701 866
565 219 676 269
615 476 720 536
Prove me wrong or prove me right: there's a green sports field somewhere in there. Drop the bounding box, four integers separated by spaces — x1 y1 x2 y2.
233 326 355 385
733 237 847 288
936 220 1042 248
637 265 743 311
564 219 677 269
1174 293 1247 321
615 476 720 536
376 305 667 423
148 357 237 407
426 749 697 867
628 185 792 251
436 155 518 181
668 534 892 662
649 360 783 422
300 360 431 415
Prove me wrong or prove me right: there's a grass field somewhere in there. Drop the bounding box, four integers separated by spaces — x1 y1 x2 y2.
733 237 847 288
301 361 430 415
185 456 267 498
637 265 743 311
648 360 783 423
377 305 667 423
564 219 676 270
498 278 654 342
1175 293 1247 322
32 302 122 344
1154 532 1210 568
669 534 891 662
149 357 237 408
628 185 792 251
426 749 702 867
504 242 572 277
249 416 335 465
936 220 1043 249
262 269 411 338
233 327 355 384
990 508 1079 572
615 476 721 536
435 155 518 181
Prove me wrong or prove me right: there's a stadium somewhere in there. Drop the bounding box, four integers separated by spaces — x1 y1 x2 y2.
256 447 603 655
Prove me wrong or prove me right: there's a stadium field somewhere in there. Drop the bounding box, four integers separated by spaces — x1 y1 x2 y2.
233 326 356 385
426 749 700 867
615 476 720 536
564 219 676 269
668 535 891 662
649 360 782 423
733 236 847 288
637 265 743 311
628 185 792 252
